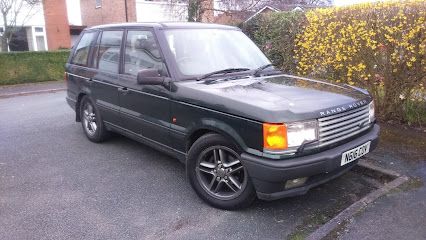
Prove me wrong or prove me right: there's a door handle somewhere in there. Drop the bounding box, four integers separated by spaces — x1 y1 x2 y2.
118 87 129 95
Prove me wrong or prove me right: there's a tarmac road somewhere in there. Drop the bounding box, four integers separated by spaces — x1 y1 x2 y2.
0 91 380 240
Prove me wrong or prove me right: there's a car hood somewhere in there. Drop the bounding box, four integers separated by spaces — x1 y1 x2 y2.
172 74 371 123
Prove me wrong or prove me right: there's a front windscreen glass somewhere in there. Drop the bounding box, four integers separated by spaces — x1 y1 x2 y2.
164 28 271 78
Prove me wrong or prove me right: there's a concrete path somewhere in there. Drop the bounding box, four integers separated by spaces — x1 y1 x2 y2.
336 125 426 240
0 81 66 98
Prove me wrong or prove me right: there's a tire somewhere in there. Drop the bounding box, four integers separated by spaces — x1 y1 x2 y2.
79 96 109 143
187 133 256 210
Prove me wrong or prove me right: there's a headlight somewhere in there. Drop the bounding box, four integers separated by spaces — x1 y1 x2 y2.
287 120 318 148
263 120 318 151
368 101 375 123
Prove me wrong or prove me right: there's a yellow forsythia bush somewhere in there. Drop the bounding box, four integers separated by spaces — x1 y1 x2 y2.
295 0 425 120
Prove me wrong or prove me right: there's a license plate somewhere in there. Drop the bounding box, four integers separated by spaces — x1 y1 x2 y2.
341 141 371 166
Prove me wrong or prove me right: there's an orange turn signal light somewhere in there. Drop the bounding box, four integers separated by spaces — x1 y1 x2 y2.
263 123 288 150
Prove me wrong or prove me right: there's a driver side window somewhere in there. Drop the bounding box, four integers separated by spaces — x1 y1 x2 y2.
124 30 167 76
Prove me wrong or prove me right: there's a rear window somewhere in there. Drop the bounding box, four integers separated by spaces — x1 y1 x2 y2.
71 31 97 66
93 31 123 74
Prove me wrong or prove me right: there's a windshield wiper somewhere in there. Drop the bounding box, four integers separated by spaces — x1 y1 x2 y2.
196 68 250 81
253 64 274 77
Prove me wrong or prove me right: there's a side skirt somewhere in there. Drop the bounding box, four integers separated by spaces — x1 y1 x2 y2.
104 121 187 163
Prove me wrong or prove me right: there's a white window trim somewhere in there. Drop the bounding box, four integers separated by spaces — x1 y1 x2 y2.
32 26 48 51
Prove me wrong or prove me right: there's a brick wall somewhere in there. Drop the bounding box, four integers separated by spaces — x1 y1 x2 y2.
80 0 137 27
43 0 71 49
127 0 137 23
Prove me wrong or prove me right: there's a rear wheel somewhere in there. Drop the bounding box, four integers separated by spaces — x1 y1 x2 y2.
79 96 109 142
187 133 256 210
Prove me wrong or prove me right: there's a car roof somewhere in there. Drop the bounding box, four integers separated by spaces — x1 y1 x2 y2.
87 22 239 30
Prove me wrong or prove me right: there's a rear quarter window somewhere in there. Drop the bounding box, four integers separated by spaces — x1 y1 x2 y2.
71 31 97 66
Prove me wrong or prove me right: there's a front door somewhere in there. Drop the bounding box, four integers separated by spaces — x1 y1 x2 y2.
118 29 171 147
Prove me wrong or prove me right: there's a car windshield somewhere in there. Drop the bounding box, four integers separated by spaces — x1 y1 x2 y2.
164 28 271 78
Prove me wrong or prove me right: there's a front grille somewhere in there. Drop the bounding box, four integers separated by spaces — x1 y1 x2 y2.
318 104 370 148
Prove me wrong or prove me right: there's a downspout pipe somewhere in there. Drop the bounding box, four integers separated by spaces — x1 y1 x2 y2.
125 0 129 22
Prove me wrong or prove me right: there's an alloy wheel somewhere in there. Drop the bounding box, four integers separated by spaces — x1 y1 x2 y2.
195 146 247 200
82 102 97 136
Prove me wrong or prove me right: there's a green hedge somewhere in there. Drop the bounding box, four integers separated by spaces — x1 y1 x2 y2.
0 51 70 85
241 11 306 75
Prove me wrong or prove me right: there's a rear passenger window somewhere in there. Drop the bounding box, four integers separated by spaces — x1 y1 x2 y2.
94 31 123 73
124 30 166 76
71 31 97 66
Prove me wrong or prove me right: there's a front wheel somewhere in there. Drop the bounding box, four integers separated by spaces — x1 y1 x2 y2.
187 133 256 210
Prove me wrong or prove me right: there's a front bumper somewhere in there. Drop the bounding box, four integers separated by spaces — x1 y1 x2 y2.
241 124 380 200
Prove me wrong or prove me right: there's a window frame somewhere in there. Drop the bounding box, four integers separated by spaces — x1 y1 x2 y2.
121 29 168 77
34 27 44 33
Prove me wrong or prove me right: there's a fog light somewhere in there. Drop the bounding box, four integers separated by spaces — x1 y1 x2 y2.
285 177 308 189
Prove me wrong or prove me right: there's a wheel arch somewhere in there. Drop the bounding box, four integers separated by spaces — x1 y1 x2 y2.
185 119 247 153
75 92 87 122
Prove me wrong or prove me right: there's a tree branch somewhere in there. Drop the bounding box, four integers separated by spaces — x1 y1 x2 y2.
0 0 41 51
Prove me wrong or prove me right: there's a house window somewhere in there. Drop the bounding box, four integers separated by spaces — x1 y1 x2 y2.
36 36 46 51
95 0 101 8
9 28 29 51
34 27 44 33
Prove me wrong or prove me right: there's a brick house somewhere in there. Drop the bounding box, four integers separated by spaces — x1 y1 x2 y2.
79 0 220 27
80 0 137 27
43 0 72 50
80 0 191 27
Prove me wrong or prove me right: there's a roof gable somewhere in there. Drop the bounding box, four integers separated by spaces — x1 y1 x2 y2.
244 5 279 23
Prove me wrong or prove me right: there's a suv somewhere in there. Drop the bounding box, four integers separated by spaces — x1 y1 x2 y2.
66 22 379 210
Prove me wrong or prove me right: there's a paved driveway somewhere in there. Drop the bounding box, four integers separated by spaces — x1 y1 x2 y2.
0 92 375 240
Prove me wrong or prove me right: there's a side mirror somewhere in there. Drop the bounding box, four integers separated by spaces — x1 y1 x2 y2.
137 69 164 85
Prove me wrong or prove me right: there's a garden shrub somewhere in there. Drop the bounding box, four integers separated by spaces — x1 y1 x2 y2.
0 50 69 85
295 0 425 122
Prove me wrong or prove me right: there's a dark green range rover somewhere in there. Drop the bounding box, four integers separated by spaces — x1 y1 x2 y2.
65 22 379 210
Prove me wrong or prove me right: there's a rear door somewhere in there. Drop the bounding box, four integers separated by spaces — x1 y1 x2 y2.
90 30 124 125
66 30 98 107
117 29 172 147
